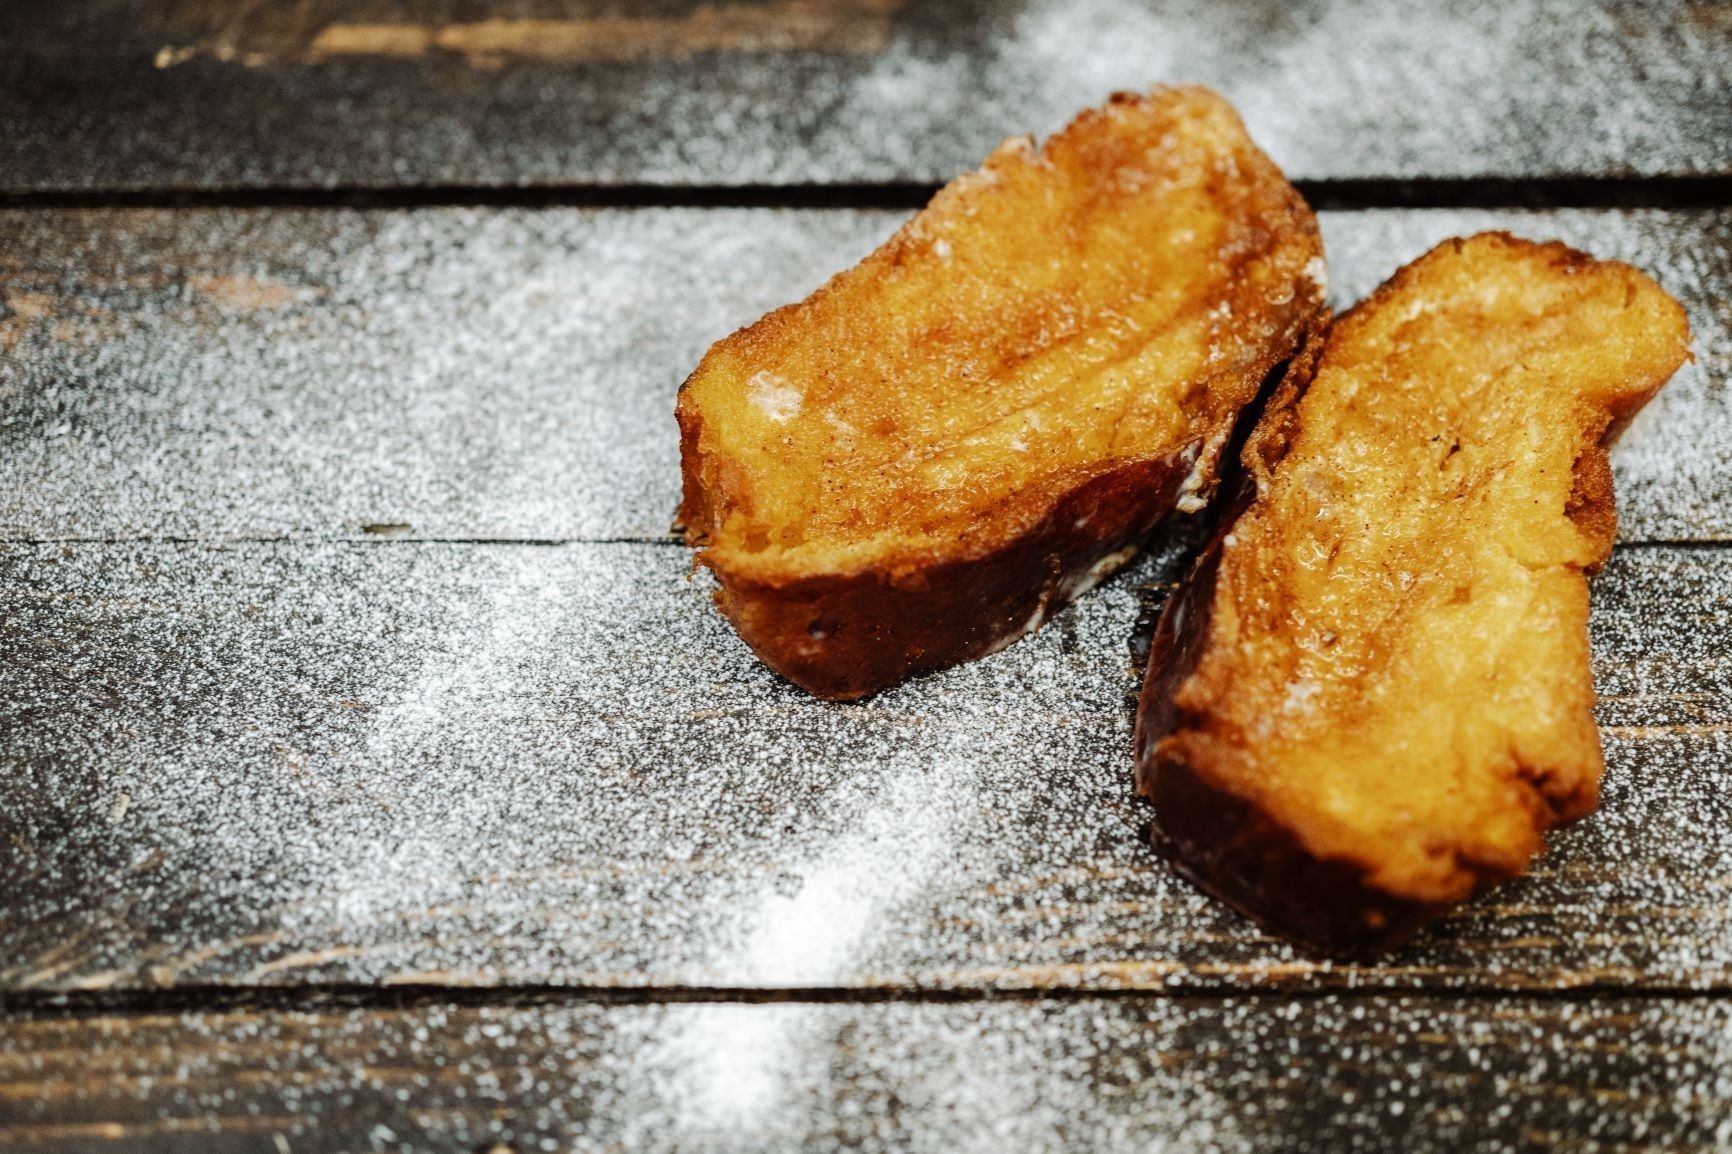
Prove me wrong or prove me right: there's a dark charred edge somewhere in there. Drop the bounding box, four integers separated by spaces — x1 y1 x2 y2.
0 176 1729 212
1136 517 1454 959
2 982 1729 1020
1129 332 1456 960
706 448 1207 701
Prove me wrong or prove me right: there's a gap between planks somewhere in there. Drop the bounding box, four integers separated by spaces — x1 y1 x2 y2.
0 176 1729 213
6 981 1732 1022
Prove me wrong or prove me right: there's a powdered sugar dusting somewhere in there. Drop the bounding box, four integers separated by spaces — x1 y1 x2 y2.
0 206 895 542
747 371 803 423
2 538 1727 993
3 995 1727 1149
12 1 1728 190
1304 255 1329 295
1 207 1724 543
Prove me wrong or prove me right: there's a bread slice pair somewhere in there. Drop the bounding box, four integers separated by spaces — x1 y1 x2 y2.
677 88 1690 952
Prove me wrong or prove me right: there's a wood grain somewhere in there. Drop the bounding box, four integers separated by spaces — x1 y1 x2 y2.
2 995 1729 1152
2 10 1726 1147
1 207 1727 544
2 1 1729 192
3 538 1727 994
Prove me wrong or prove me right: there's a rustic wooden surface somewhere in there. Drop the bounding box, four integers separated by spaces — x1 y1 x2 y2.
4 996 1731 1153
4 3 1732 1150
3 207 1729 544
3 539 1730 995
2 1 1730 192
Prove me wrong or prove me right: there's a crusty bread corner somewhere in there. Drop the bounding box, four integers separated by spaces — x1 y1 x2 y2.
1135 232 1691 955
677 86 1327 699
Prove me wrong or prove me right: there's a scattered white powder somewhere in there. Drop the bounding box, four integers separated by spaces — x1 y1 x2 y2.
7 995 1727 1149
3 200 1731 1145
1304 255 1329 295
74 0 1732 193
1282 679 1320 714
3 539 1726 997
747 371 802 422
28 205 1717 543
1 8 1729 1141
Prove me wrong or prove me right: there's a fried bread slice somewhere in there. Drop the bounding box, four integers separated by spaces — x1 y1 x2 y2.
1134 232 1691 954
678 86 1325 700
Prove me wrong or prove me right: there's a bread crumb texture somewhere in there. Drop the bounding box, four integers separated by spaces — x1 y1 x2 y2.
1166 233 1690 902
678 86 1323 581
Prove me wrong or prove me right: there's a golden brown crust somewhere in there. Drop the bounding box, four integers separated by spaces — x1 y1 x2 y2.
678 86 1326 699
1135 232 1692 954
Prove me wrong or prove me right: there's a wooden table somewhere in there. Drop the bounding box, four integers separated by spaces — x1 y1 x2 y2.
2 3 1730 1150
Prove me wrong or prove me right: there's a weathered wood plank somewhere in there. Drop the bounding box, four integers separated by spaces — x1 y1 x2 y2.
1 995 1728 1152
1 207 1727 544
1 1 1728 191
3 539 1727 993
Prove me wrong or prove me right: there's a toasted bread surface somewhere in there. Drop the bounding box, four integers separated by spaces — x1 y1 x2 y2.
679 86 1325 698
1135 232 1691 953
